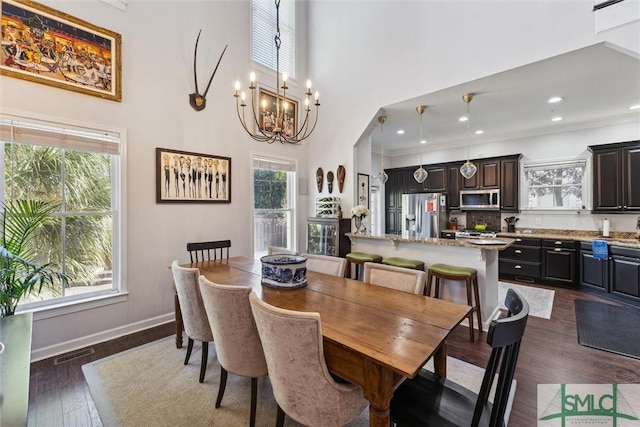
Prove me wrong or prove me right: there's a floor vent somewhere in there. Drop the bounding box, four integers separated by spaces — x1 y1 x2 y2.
54 348 95 365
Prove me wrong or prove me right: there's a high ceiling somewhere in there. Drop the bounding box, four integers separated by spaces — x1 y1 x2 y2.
364 42 640 156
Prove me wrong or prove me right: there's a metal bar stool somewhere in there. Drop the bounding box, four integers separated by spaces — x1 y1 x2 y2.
426 263 482 342
345 252 382 280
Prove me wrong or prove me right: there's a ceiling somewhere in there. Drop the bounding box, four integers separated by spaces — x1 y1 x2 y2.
363 42 640 156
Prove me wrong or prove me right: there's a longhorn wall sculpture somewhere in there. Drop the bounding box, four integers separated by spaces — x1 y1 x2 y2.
189 30 228 111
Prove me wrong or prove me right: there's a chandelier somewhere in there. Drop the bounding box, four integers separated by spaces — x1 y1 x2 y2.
460 93 478 179
233 0 320 144
377 115 388 184
413 105 428 184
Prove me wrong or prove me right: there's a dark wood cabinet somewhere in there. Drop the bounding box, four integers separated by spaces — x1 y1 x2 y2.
590 140 640 212
609 246 640 300
307 218 351 257
447 165 461 210
462 160 499 190
500 157 520 212
579 242 609 291
384 169 407 234
499 237 542 281
425 165 447 192
542 239 577 286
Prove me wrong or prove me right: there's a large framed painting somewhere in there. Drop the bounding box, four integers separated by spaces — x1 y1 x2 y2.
257 86 298 138
156 148 231 203
0 0 122 101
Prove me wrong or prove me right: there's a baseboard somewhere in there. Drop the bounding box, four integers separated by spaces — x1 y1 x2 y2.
30 313 175 362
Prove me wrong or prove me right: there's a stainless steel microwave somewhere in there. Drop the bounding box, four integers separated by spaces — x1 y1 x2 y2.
460 189 500 210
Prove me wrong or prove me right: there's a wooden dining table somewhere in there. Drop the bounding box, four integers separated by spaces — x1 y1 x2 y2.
175 256 471 427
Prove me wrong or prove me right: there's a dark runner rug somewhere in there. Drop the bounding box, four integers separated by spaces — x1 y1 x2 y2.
575 299 640 360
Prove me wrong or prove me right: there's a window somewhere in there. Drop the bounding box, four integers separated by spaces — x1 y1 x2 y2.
252 0 296 79
252 155 296 258
523 159 587 210
1 114 121 309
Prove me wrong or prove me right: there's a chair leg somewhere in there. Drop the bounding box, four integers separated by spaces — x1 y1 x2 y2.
215 366 228 408
199 341 208 383
276 404 286 427
466 276 475 342
250 377 258 427
434 276 441 298
425 271 433 296
184 338 194 365
473 275 483 333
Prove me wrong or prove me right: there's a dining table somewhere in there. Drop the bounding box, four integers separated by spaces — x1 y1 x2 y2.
175 256 471 427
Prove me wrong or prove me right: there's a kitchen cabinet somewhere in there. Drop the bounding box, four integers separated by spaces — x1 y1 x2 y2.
384 169 407 234
542 239 577 286
462 159 499 190
447 165 461 210
609 245 640 300
307 218 351 258
499 237 542 281
500 157 520 212
579 242 609 291
590 140 640 212
425 165 447 192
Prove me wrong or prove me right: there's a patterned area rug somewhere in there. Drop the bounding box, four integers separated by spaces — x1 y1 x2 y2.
83 337 516 426
498 282 555 319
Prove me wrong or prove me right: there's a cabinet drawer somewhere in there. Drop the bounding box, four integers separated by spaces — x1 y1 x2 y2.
510 237 541 247
542 239 576 249
499 259 541 278
500 245 541 262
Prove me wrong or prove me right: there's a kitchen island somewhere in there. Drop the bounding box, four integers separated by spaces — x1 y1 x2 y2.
346 233 514 331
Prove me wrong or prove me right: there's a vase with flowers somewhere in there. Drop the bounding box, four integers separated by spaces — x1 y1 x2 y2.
351 205 369 233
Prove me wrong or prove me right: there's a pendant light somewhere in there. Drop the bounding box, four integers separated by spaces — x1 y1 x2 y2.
413 105 428 184
460 93 478 179
377 116 388 184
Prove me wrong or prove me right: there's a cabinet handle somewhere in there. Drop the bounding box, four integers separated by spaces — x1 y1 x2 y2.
515 238 522 242
555 241 562 245
514 249 522 254
618 206 622 209
554 248 562 252
624 206 628 209
515 265 522 269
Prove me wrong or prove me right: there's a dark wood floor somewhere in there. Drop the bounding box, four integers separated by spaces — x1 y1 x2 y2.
28 284 640 427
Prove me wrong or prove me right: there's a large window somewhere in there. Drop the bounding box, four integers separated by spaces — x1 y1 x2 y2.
252 0 296 79
1 114 121 309
253 155 296 258
523 159 587 210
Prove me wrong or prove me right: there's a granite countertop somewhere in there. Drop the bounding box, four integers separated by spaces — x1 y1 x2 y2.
346 232 515 251
497 230 640 249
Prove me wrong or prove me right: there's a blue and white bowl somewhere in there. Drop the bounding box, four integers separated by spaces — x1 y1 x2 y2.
260 255 307 289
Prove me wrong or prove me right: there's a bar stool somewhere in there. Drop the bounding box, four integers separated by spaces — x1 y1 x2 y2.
345 252 382 280
382 257 425 272
426 263 482 342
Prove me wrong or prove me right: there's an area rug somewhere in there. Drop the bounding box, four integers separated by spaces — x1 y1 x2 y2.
83 337 516 426
575 299 640 360
499 282 555 319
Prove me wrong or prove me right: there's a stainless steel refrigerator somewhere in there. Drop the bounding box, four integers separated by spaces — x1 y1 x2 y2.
401 193 448 239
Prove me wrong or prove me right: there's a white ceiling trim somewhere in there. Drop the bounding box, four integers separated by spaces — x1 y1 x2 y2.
100 0 127 12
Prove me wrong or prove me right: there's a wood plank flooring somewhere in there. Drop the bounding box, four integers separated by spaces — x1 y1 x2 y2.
28 284 640 427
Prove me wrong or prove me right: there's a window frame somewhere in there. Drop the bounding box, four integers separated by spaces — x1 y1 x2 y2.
1 110 126 316
250 0 297 80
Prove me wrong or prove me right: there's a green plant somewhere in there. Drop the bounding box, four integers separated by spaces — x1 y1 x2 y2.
0 200 68 317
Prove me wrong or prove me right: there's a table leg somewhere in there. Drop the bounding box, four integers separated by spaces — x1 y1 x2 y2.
174 292 183 349
363 358 394 427
434 341 447 377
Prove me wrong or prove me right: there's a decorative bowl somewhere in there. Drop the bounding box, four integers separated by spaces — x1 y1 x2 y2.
260 255 308 289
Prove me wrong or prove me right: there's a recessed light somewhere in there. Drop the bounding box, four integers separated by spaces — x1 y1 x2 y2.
396 129 405 135
551 116 563 122
548 96 563 103
475 130 484 135
420 139 427 144
630 104 640 110
459 116 468 122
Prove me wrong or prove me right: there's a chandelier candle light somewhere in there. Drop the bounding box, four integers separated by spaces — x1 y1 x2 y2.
460 93 478 179
234 0 320 144
413 105 428 184
378 116 388 184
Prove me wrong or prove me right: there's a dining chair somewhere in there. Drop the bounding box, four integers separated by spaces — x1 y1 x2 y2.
363 262 426 295
170 260 214 383
267 246 298 255
248 293 369 427
187 240 231 263
198 277 268 427
390 288 529 427
301 253 348 277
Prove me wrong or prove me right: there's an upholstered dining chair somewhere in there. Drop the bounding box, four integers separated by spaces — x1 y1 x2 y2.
363 262 427 295
390 288 530 427
187 240 231 263
249 293 369 427
171 261 214 383
267 246 298 255
198 277 268 427
301 253 348 277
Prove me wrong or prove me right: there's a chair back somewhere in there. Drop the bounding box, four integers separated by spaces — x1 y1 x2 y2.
248 293 367 426
363 262 426 295
198 276 267 378
187 240 231 263
472 288 529 427
268 246 298 255
301 253 347 277
171 261 213 342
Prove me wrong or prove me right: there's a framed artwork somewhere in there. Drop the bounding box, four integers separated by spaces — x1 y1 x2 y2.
357 173 369 209
156 148 231 203
0 0 122 101
257 87 298 138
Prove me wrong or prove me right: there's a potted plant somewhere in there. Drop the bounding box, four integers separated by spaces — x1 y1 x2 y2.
1 200 67 317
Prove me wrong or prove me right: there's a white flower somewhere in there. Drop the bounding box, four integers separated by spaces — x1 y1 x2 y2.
351 205 369 219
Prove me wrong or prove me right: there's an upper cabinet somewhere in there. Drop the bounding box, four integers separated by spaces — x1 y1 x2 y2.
462 159 500 190
590 140 640 213
500 156 521 212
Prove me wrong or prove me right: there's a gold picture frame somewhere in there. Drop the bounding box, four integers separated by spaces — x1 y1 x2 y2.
1 0 122 101
257 87 298 138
